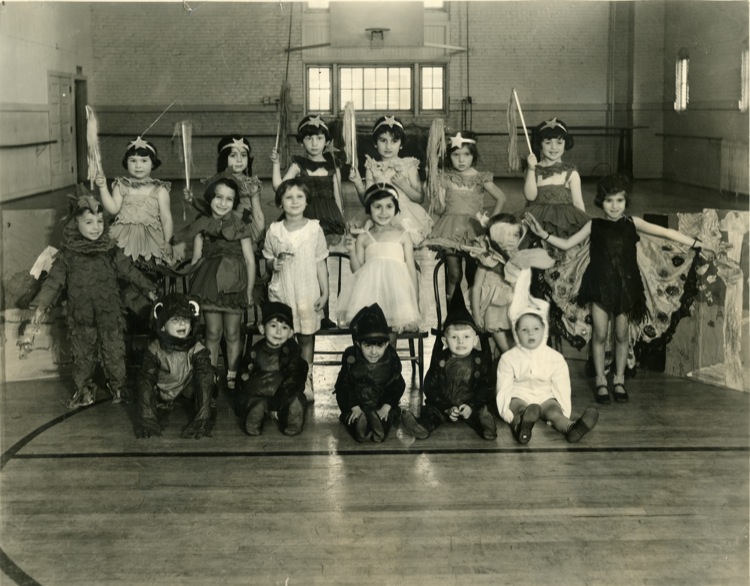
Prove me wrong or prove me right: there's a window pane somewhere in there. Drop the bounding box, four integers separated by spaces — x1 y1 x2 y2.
421 66 444 111
340 68 351 89
399 89 411 109
338 65 416 112
400 68 411 86
364 68 375 88
423 91 433 110
308 67 331 112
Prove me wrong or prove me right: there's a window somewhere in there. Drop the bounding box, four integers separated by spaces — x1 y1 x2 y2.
307 67 331 112
421 66 444 111
674 49 689 113
306 65 445 114
740 45 749 113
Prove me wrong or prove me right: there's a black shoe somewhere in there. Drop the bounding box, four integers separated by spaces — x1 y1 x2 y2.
401 408 429 439
244 402 265 436
367 410 386 443
566 407 599 443
478 405 498 440
320 317 338 330
514 403 541 445
612 382 629 403
594 384 611 405
283 397 305 436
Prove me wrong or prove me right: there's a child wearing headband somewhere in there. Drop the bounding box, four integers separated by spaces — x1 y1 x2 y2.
271 114 345 246
337 182 420 347
349 115 433 247
523 118 589 239
428 130 507 302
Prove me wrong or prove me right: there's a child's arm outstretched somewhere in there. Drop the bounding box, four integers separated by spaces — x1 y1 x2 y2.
240 238 256 306
96 175 123 215
526 213 591 251
632 217 717 255
523 154 539 202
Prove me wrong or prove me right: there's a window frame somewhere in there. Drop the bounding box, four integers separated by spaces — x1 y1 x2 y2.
304 63 447 115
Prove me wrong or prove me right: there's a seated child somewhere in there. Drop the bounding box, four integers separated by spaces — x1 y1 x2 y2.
234 302 308 436
334 303 405 443
496 269 598 444
401 286 497 441
135 293 216 439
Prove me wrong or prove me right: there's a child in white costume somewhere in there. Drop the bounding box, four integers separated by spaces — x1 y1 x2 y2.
496 269 598 444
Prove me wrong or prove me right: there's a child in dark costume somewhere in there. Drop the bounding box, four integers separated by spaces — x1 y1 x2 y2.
234 302 309 437
334 304 405 443
30 192 158 407
135 293 216 439
401 287 497 440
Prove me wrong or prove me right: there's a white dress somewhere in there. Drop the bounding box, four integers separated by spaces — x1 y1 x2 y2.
336 231 420 331
262 219 328 335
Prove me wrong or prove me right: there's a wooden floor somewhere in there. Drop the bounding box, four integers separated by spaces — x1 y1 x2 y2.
2 179 748 584
1 352 748 585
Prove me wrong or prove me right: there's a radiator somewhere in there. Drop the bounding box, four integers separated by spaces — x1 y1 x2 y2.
720 140 749 196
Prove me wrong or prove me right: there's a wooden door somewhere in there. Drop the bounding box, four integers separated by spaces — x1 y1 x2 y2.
48 73 76 188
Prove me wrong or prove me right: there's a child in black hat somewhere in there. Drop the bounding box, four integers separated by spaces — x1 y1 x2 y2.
401 286 497 440
135 293 216 439
234 301 309 436
334 303 405 443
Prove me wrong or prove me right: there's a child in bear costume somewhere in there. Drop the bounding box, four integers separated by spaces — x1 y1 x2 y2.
135 293 216 439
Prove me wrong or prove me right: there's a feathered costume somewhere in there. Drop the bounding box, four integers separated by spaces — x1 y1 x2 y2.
30 194 157 407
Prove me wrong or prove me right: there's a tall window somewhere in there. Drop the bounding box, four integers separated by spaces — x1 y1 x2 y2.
421 66 444 111
307 67 331 112
674 49 689 113
740 45 749 113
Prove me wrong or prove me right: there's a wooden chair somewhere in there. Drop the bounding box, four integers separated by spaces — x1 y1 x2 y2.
246 251 427 390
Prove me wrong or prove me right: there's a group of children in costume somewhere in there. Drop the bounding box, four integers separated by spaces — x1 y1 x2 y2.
26 112 717 443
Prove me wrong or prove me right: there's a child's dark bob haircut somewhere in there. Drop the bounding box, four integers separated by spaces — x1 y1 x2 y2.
530 118 574 158
216 135 253 176
275 177 312 208
594 174 631 209
446 130 480 166
203 177 240 209
372 115 406 144
296 114 332 143
121 138 161 170
363 183 401 215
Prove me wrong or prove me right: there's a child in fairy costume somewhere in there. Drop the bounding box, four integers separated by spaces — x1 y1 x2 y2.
349 115 433 247
271 114 345 246
522 118 588 239
427 130 507 301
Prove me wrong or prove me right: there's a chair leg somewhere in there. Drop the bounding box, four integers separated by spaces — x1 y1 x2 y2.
408 339 417 385
417 337 424 392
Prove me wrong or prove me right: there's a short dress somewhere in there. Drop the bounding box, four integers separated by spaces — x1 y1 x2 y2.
109 177 172 263
365 156 434 247
575 217 647 321
523 162 589 238
336 232 420 332
188 213 255 314
262 219 328 335
429 169 491 248
293 154 345 243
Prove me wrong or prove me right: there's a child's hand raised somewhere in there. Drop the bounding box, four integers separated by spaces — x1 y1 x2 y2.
94 175 107 189
343 234 357 254
270 148 280 165
183 187 193 202
349 166 363 184
526 153 538 170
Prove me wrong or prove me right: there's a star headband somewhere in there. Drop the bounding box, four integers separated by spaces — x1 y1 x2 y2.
449 132 477 149
220 138 250 152
540 117 567 133
374 116 403 132
127 136 157 155
299 115 329 132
